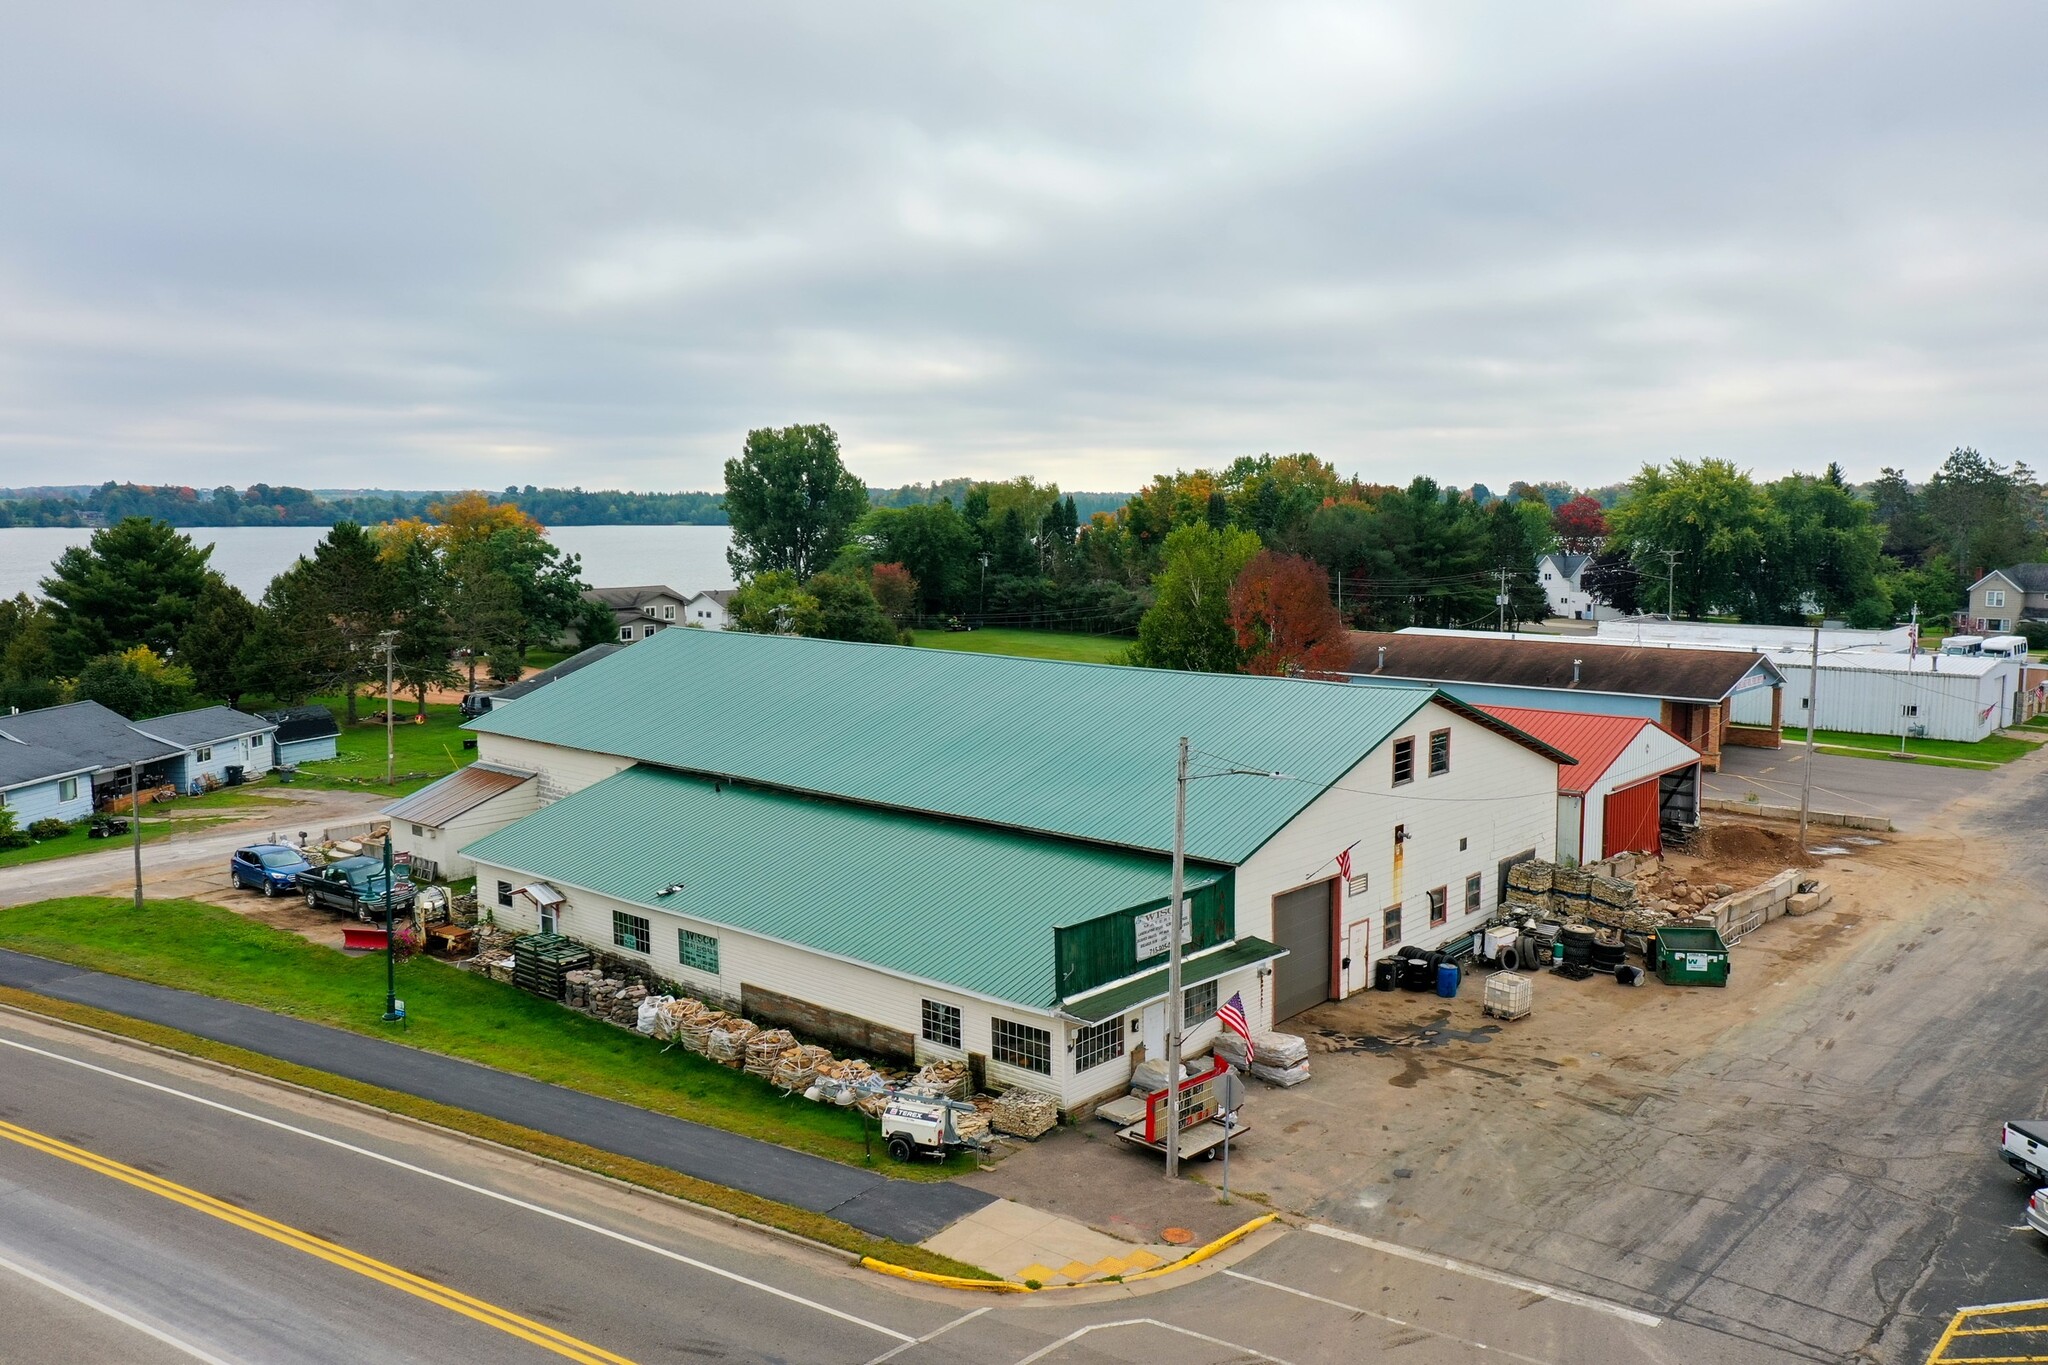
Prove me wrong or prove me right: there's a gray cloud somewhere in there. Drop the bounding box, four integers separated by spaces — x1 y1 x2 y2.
0 1 2041 492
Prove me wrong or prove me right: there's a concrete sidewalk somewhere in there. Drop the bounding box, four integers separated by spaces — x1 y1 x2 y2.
0 947 991 1244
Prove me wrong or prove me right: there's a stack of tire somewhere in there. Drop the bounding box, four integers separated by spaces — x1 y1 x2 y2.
1560 923 1597 969
1398 945 1436 991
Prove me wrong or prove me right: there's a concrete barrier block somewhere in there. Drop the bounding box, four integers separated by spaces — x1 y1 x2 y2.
1786 892 1821 917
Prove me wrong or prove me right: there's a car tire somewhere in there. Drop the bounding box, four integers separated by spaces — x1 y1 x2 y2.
305 890 317 908
887 1136 915 1163
263 880 277 898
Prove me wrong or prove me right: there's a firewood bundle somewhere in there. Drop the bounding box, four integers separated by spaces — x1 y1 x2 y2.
744 1029 795 1078
991 1089 1059 1138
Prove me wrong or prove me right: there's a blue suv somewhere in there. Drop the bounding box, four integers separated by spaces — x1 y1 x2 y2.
231 844 312 897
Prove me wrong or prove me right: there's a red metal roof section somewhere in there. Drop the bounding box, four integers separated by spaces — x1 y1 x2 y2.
1476 705 1683 795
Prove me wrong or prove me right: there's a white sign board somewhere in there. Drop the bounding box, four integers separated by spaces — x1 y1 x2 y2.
1684 953 1711 972
1134 901 1194 959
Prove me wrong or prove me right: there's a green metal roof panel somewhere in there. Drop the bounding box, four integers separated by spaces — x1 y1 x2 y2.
468 629 1440 863
1061 937 1288 1022
459 766 1221 1010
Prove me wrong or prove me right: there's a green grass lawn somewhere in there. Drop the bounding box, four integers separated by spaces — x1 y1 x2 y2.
910 627 1132 664
0 896 970 1177
285 693 475 795
1780 726 2037 767
522 647 571 670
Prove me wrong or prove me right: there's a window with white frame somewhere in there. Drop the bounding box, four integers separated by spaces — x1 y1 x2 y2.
678 928 718 972
662 605 676 619
1428 886 1448 926
921 999 961 1049
1182 979 1218 1030
539 902 557 934
1988 589 2007 607
58 777 78 802
1383 904 1402 947
496 880 514 908
1073 1018 1124 1071
618 626 632 641
193 745 212 763
612 910 651 954
991 1018 1052 1074
1429 728 1450 776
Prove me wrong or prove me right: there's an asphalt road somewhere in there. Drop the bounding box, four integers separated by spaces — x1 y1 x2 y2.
0 948 993 1243
0 790 391 907
1705 743 1989 831
0 1010 1785 1364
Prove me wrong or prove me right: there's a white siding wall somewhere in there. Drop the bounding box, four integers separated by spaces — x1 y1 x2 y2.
1577 729 1700 861
470 859 1135 1106
472 735 635 803
1734 660 2017 741
1231 700 1557 1030
179 730 275 790
395 781 541 880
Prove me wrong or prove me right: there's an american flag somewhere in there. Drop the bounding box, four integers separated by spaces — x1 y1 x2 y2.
1216 991 1254 1063
1335 847 1352 883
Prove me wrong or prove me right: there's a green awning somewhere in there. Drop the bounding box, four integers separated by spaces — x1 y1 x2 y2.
1060 938 1287 1023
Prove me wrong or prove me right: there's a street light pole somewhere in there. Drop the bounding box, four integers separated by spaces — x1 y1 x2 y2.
381 835 401 1023
1164 737 1190 1179
1798 623 1820 849
129 759 143 911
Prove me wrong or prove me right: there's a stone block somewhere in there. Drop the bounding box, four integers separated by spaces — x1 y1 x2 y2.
1786 892 1820 917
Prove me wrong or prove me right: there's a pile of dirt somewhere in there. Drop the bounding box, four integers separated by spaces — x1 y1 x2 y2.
1692 822 1817 872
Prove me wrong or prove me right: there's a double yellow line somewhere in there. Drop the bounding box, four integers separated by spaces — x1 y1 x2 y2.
0 1117 636 1365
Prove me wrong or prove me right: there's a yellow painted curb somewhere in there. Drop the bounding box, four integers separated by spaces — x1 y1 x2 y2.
862 1212 1281 1293
859 1258 1027 1292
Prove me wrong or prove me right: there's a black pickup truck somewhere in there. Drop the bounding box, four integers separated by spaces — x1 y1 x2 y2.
300 856 416 922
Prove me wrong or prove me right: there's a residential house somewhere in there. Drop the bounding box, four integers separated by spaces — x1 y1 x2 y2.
382 762 539 882
463 646 623 717
261 706 340 765
460 628 1571 1111
682 589 735 630
1346 630 1785 770
1964 566 2048 634
0 738 97 826
1535 552 1610 621
581 585 690 644
131 706 278 791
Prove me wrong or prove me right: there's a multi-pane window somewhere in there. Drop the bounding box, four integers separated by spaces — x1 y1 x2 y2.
678 929 719 974
194 746 213 763
1074 1018 1125 1072
992 1018 1052 1075
1183 980 1218 1030
1989 590 2007 607
1429 729 1450 776
540 903 557 935
612 910 651 954
1428 887 1448 926
921 999 962 1049
1383 905 1402 947
618 627 632 641
58 778 78 802
496 880 514 908
1391 737 1415 785
1465 874 1483 915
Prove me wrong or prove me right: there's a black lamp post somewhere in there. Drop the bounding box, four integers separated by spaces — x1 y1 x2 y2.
381 837 402 1023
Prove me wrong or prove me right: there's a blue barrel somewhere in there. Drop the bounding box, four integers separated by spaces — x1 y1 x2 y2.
1435 961 1461 998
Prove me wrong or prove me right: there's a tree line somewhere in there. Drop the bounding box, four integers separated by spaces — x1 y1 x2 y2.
0 493 608 721
0 481 733 528
716 425 2045 673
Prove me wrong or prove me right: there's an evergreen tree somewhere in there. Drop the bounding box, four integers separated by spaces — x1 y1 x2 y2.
40 517 216 672
180 575 259 708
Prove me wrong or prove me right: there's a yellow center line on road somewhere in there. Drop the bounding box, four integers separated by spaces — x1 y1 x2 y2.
0 1117 637 1365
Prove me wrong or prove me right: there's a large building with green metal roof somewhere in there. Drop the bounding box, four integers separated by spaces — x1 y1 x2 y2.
460 628 1567 1109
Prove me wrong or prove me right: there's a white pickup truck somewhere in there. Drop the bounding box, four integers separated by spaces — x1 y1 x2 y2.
1999 1120 2048 1183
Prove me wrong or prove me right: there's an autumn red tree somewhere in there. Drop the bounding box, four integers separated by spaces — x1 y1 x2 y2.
1227 551 1350 677
870 562 919 627
1552 496 1609 552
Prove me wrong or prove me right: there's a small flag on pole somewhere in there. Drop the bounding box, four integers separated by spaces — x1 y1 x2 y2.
1217 991 1254 1064
1335 847 1353 883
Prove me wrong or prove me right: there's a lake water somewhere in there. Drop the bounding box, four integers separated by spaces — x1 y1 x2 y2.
0 524 736 600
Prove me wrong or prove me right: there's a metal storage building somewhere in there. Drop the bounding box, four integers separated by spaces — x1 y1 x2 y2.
1478 707 1702 863
461 629 1571 1110
1727 650 2020 742
261 706 340 765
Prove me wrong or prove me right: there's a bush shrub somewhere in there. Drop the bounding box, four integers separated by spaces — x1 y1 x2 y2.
0 811 29 851
26 818 71 841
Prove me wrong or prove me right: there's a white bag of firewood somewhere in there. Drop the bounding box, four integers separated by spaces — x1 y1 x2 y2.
680 1011 729 1055
707 1019 757 1066
773 1044 832 1091
991 1088 1059 1138
1249 1031 1309 1068
1129 1058 1192 1096
636 995 672 1035
745 1029 795 1078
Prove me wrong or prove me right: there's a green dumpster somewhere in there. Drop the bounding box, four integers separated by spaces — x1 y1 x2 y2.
1652 925 1730 987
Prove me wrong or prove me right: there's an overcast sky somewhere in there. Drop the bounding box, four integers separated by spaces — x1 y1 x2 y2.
1 2 2041 495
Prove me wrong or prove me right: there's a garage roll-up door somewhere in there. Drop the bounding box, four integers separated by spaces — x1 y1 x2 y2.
1602 778 1662 857
1272 881 1334 1021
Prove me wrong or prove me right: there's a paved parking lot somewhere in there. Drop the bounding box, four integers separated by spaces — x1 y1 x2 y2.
1705 743 1989 830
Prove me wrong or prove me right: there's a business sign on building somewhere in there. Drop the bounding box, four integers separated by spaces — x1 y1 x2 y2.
1134 900 1193 959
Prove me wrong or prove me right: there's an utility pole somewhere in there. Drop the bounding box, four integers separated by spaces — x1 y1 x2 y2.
1495 568 1511 633
978 553 990 616
1904 602 1920 755
1660 549 1682 620
380 835 402 1023
1164 737 1189 1180
378 630 398 787
1798 623 1820 849
129 759 143 911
